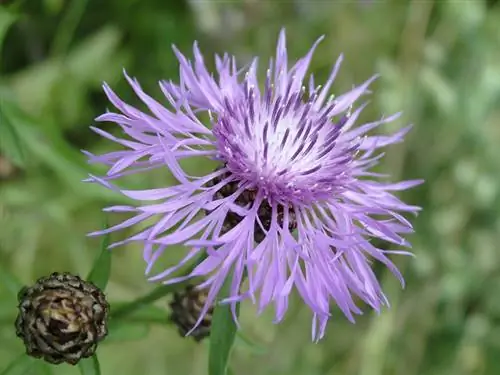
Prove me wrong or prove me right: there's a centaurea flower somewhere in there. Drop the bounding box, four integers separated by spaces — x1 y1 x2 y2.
86 30 422 341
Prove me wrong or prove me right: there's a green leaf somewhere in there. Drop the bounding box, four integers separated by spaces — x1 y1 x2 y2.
105 322 150 343
208 279 240 375
235 330 267 355
78 355 100 375
103 303 167 343
9 27 125 124
110 283 188 321
0 98 122 201
0 354 35 375
50 0 89 56
86 227 111 291
34 362 52 375
0 99 25 167
110 303 167 323
109 252 207 321
66 26 123 84
0 8 17 52
0 262 24 299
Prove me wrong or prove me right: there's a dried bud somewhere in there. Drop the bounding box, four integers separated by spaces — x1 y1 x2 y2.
15 272 109 365
169 285 213 342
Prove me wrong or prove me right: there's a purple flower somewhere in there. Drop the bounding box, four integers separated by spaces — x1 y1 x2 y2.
86 30 422 341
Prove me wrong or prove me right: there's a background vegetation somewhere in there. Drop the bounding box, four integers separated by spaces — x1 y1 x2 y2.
1 0 500 374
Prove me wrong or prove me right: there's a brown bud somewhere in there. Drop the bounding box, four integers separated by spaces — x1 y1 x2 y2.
169 285 213 342
15 272 109 365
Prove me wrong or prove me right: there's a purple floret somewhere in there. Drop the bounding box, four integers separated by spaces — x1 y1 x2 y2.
86 29 422 341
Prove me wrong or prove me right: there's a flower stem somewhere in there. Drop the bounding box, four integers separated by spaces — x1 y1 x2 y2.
110 280 192 321
110 256 204 321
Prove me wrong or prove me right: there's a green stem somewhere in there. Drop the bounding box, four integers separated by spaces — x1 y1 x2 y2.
110 258 203 321
110 281 188 320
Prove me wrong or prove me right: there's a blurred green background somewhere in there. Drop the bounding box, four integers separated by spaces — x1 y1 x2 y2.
1 0 500 374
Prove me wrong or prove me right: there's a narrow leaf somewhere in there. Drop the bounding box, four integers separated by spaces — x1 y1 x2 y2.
78 355 101 375
0 8 17 50
0 100 25 167
86 226 111 291
208 279 240 375
0 99 125 201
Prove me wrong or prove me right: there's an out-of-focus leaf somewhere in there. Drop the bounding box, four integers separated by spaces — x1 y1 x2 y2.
44 0 65 15
51 0 88 56
235 330 267 355
0 262 24 299
78 355 101 375
0 8 16 51
86 227 111 291
105 322 150 343
0 98 123 201
110 303 167 323
444 0 485 35
208 279 240 375
0 100 25 167
67 26 122 84
0 354 35 375
8 27 125 126
109 254 206 321
419 66 456 115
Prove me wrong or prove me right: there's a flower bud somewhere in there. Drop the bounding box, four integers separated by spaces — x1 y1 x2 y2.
169 285 213 342
15 272 109 365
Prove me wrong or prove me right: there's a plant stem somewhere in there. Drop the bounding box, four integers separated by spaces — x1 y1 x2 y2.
110 280 192 321
110 257 204 321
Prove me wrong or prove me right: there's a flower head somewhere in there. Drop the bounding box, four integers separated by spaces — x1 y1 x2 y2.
15 272 109 365
169 285 213 342
86 30 422 341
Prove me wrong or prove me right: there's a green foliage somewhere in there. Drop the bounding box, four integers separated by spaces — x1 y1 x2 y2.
0 354 33 375
209 279 240 375
86 226 111 291
77 356 100 375
0 0 500 374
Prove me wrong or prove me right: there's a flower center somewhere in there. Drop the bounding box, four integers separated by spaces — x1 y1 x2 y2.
213 83 356 204
206 168 297 241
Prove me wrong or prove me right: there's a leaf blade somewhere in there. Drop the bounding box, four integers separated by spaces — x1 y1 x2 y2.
86 226 111 291
208 280 240 375
78 355 101 375
0 7 17 52
0 99 25 168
